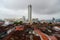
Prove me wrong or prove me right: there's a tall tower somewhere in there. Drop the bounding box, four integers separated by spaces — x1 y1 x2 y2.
28 4 32 24
52 17 55 23
22 16 25 23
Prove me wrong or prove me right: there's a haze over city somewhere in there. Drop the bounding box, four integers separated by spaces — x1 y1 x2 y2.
0 0 60 20
0 0 60 40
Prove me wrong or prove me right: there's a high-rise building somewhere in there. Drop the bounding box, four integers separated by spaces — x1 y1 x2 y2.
28 4 32 24
22 16 25 23
52 18 55 23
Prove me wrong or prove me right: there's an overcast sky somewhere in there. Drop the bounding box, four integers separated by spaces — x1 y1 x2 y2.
0 0 60 20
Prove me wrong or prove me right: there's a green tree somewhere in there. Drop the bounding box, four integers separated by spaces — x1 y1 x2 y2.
14 21 19 25
19 21 23 25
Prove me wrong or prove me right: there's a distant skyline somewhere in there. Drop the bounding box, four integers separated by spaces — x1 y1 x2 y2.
0 0 60 20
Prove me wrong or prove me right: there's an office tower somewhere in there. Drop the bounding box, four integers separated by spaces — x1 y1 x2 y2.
52 18 55 23
28 4 32 24
22 16 25 23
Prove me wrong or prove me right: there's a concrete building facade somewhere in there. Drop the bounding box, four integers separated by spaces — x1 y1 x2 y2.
28 4 32 24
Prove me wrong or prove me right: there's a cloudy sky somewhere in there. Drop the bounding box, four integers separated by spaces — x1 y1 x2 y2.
0 0 60 20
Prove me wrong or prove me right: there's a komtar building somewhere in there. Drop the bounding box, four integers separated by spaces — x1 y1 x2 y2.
28 5 39 23
28 4 32 24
